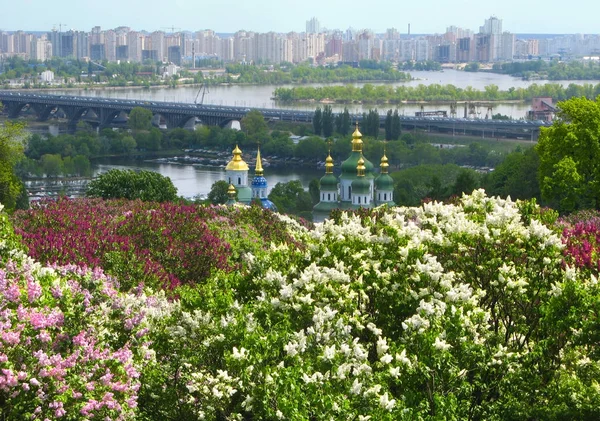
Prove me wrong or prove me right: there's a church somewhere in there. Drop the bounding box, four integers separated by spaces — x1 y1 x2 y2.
224 145 277 211
313 124 395 222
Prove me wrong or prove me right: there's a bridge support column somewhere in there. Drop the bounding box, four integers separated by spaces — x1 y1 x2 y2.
3 101 26 118
62 106 86 133
98 108 121 129
162 113 186 130
31 104 55 121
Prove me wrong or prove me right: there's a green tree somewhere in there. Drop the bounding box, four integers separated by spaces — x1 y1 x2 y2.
309 179 320 205
207 180 230 205
322 105 334 137
385 109 393 140
295 136 327 161
536 96 600 212
128 107 153 131
40 154 63 177
241 110 268 143
313 107 323 136
0 122 27 212
391 109 401 140
483 147 540 201
86 169 178 202
73 155 92 177
452 169 478 196
340 107 351 136
268 180 312 216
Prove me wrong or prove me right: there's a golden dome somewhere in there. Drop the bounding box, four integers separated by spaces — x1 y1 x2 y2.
226 145 249 171
357 154 366 177
227 183 237 199
325 153 334 174
352 122 363 152
380 154 389 174
255 147 264 176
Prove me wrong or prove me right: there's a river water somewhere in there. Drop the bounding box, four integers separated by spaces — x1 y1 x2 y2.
93 158 322 198
47 69 596 119
25 158 324 200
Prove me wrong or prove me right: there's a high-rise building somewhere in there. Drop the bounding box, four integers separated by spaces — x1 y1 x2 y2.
480 16 502 35
127 31 143 62
306 17 321 34
150 31 165 62
167 45 181 65
30 36 53 61
500 32 515 61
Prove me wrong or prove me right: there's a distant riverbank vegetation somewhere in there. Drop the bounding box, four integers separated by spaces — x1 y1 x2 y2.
491 59 600 80
221 60 411 84
273 82 600 103
0 57 411 89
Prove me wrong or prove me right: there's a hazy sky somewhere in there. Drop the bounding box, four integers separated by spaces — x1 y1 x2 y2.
3 0 599 34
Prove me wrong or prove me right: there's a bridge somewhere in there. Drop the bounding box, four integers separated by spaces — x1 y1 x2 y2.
0 90 552 140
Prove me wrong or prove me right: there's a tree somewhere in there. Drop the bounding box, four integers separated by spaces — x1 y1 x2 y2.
391 109 401 140
207 180 230 205
322 105 334 137
309 179 320 205
313 107 322 136
128 107 153 131
86 169 178 202
536 96 600 212
40 154 63 178
241 110 268 143
295 136 327 161
483 147 540 201
452 169 478 196
340 107 351 136
268 180 312 216
385 109 393 140
364 109 380 138
0 122 27 212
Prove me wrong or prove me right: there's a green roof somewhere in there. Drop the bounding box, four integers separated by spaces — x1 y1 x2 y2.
375 173 394 190
341 151 375 176
313 201 339 213
319 174 338 190
236 186 253 204
352 177 371 195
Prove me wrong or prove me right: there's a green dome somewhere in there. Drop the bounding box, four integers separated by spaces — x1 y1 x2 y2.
341 152 375 176
236 186 253 204
352 177 370 195
375 173 394 191
320 174 338 190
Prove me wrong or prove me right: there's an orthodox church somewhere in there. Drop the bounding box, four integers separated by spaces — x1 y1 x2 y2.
313 124 395 222
224 145 277 211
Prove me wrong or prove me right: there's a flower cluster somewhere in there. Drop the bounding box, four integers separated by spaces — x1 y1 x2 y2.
12 198 299 290
0 251 172 419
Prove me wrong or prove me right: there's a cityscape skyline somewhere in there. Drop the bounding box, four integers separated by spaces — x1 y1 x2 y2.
3 0 599 35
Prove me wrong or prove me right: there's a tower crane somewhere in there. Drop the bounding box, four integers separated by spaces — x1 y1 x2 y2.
53 23 67 32
194 83 209 106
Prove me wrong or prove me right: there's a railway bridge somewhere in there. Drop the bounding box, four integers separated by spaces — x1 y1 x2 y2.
0 90 551 140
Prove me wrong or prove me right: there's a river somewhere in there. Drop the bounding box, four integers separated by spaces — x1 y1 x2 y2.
25 157 325 200
46 69 596 119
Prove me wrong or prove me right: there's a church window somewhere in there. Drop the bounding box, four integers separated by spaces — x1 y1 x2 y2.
238 177 241 185
328 193 331 201
348 186 352 197
358 196 361 204
384 193 387 200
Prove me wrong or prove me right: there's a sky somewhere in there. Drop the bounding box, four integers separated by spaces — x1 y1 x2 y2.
3 0 599 34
